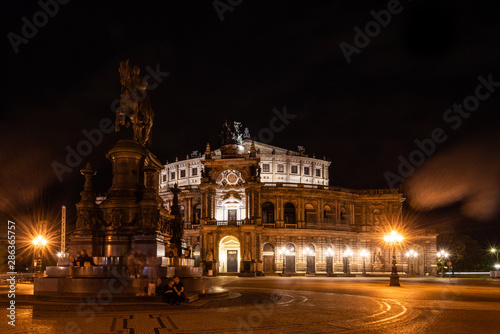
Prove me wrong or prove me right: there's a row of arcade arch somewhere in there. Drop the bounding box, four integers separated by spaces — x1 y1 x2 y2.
262 202 348 224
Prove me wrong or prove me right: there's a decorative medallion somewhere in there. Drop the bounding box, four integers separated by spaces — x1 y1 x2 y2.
216 169 245 187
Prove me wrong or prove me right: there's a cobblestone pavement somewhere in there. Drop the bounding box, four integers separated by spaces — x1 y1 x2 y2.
1 277 500 333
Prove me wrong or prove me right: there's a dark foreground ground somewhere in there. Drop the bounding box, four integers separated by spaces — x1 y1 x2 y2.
1 276 499 333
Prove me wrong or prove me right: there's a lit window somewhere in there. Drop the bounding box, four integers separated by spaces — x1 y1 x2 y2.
277 164 284 172
180 170 186 178
291 165 298 174
192 168 198 176
316 169 321 177
304 167 310 175
170 172 175 180
262 164 270 172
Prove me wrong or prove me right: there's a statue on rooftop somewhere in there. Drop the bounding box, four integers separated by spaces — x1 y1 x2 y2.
220 120 243 145
115 60 154 146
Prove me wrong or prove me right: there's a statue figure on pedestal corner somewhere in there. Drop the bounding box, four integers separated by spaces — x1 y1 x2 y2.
115 59 154 146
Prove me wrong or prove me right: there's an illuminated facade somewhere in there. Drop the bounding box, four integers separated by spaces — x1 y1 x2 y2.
159 137 438 276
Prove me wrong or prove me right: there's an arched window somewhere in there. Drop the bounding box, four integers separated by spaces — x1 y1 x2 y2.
180 205 185 216
305 204 316 223
263 243 274 253
340 207 347 222
193 204 201 223
262 202 275 224
286 243 295 253
284 203 296 224
323 205 332 219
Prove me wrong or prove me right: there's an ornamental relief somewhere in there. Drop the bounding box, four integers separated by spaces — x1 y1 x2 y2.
215 169 245 187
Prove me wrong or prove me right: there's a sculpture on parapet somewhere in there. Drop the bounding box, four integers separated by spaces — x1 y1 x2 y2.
219 120 243 145
168 183 184 256
115 59 154 146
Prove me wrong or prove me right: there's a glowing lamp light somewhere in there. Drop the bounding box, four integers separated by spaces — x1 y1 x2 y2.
33 235 48 246
494 264 500 270
491 248 497 253
343 248 353 257
406 249 418 258
303 247 314 256
437 250 449 258
384 231 403 244
325 248 334 257
278 247 290 256
360 249 369 258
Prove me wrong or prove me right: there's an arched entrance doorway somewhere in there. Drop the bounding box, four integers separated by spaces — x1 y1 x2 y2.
279 243 296 273
304 244 316 274
263 243 275 273
219 236 240 273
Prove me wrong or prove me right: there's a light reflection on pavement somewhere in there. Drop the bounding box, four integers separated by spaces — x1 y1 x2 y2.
1 277 499 333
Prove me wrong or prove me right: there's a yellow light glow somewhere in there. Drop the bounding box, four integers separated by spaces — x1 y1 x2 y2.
33 235 48 247
360 249 369 258
384 231 403 244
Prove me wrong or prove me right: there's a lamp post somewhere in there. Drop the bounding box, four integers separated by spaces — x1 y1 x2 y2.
303 247 315 274
32 235 47 276
360 249 369 276
491 248 499 263
437 250 449 278
405 250 418 276
278 246 288 274
343 248 353 275
325 248 334 275
384 231 403 286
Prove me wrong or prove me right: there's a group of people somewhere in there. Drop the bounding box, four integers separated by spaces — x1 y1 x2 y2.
69 249 95 267
125 249 148 279
68 248 187 305
159 276 185 305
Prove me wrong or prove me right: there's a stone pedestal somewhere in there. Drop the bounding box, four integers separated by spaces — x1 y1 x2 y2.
68 233 94 258
104 234 131 257
132 234 166 257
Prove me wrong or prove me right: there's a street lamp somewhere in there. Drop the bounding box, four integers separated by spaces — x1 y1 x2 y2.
343 248 353 275
278 246 289 274
491 248 499 263
384 230 403 286
303 247 315 274
32 235 48 275
437 250 449 278
325 248 334 275
360 249 369 276
405 250 418 276
494 264 500 270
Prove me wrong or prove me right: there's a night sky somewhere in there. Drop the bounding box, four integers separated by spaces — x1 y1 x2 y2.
1 0 499 242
